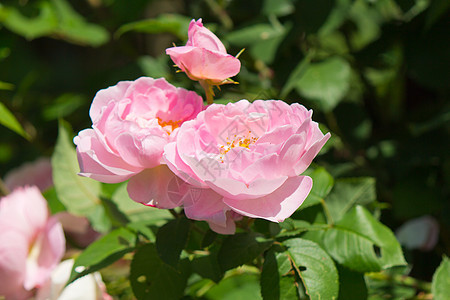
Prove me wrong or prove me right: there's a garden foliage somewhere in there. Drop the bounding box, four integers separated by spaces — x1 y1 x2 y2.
0 0 449 299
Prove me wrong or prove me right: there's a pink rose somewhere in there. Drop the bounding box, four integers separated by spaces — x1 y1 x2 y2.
164 100 330 233
0 186 65 299
74 77 204 208
166 19 241 84
4 158 53 192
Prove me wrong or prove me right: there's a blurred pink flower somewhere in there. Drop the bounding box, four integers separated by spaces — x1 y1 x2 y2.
36 259 112 300
165 100 330 233
56 212 100 248
0 186 65 300
396 215 439 251
4 158 53 192
74 77 204 208
166 19 241 84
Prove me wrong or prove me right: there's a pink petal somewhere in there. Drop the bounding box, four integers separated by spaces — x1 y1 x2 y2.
164 142 208 188
167 47 241 82
74 129 141 183
0 231 29 299
205 176 288 200
294 132 331 174
186 19 227 53
224 176 312 222
24 217 65 290
182 188 227 223
207 211 237 235
127 165 184 209
114 133 166 169
90 80 131 123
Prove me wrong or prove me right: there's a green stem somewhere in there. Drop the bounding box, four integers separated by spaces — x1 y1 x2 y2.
203 0 233 30
200 80 214 104
367 272 432 293
320 198 334 225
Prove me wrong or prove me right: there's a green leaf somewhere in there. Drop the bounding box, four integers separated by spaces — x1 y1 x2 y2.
283 238 339 300
261 249 280 300
347 1 385 50
432 256 450 300
42 93 85 121
300 167 334 210
205 273 262 300
191 246 223 283
51 0 109 47
130 243 188 300
218 232 272 271
0 102 30 140
263 0 294 17
156 218 190 268
0 2 57 39
324 206 406 273
280 55 312 98
68 227 136 284
337 264 367 300
51 120 108 232
0 81 14 90
325 177 376 222
279 276 300 299
295 57 351 112
225 22 289 64
0 1 108 46
42 187 66 214
225 24 283 46
116 14 191 39
138 55 170 79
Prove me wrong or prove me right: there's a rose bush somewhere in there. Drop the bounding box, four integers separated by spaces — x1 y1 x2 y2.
0 186 65 300
166 19 241 85
164 100 330 233
74 76 204 208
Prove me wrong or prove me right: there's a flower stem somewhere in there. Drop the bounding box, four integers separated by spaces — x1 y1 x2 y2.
200 80 214 104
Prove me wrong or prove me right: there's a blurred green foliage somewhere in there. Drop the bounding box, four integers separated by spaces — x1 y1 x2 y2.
0 0 449 299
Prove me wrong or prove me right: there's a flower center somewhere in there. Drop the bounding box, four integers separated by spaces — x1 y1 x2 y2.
218 131 258 163
157 118 182 133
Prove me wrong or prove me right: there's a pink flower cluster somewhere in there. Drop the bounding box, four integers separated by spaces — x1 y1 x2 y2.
74 19 330 234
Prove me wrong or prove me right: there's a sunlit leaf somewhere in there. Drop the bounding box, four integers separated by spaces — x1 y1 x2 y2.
325 177 376 222
52 120 109 232
432 256 450 300
301 167 334 210
68 227 136 284
295 57 351 112
283 238 339 300
324 206 406 272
